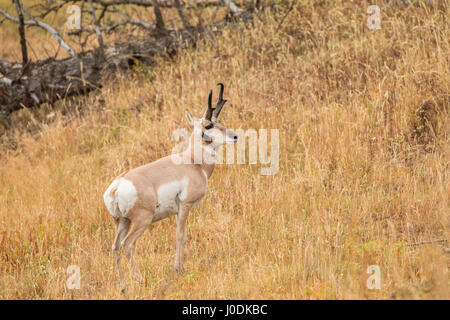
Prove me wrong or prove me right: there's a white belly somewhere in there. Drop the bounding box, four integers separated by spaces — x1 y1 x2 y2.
153 178 188 221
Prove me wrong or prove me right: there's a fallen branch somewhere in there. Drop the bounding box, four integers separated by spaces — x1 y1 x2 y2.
105 19 156 32
60 0 224 9
67 19 167 35
0 7 254 117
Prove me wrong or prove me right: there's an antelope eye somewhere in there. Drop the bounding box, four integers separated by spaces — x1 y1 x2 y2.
204 124 213 130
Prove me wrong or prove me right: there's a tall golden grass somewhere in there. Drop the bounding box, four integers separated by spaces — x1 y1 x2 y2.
0 1 448 299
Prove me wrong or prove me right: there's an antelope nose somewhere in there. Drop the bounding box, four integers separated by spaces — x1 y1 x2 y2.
233 135 238 141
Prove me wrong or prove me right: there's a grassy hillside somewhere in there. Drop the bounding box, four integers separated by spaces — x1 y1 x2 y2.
0 1 448 299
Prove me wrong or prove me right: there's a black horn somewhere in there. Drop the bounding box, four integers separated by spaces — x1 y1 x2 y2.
203 83 228 121
203 89 214 120
212 83 227 121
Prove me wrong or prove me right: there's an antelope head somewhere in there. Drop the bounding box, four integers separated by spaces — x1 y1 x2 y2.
185 83 239 152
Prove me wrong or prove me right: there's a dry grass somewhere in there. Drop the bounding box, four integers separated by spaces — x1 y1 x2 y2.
0 1 449 299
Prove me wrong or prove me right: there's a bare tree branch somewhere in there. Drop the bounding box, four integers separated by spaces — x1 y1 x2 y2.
33 0 232 24
174 0 192 29
59 0 224 9
35 1 66 19
79 0 87 51
12 0 28 67
88 0 105 58
275 0 295 32
152 0 165 32
97 3 109 23
68 19 178 35
105 19 157 32
0 8 77 57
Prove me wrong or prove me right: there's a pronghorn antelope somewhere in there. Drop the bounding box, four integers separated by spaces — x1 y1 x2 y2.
103 83 238 291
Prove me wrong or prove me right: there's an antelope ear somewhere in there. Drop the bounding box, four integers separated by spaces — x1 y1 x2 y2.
185 109 194 126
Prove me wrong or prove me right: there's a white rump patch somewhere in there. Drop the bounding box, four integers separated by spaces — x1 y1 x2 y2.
116 179 138 215
103 178 138 218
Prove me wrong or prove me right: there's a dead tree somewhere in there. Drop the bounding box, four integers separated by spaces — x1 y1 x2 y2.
0 0 253 118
